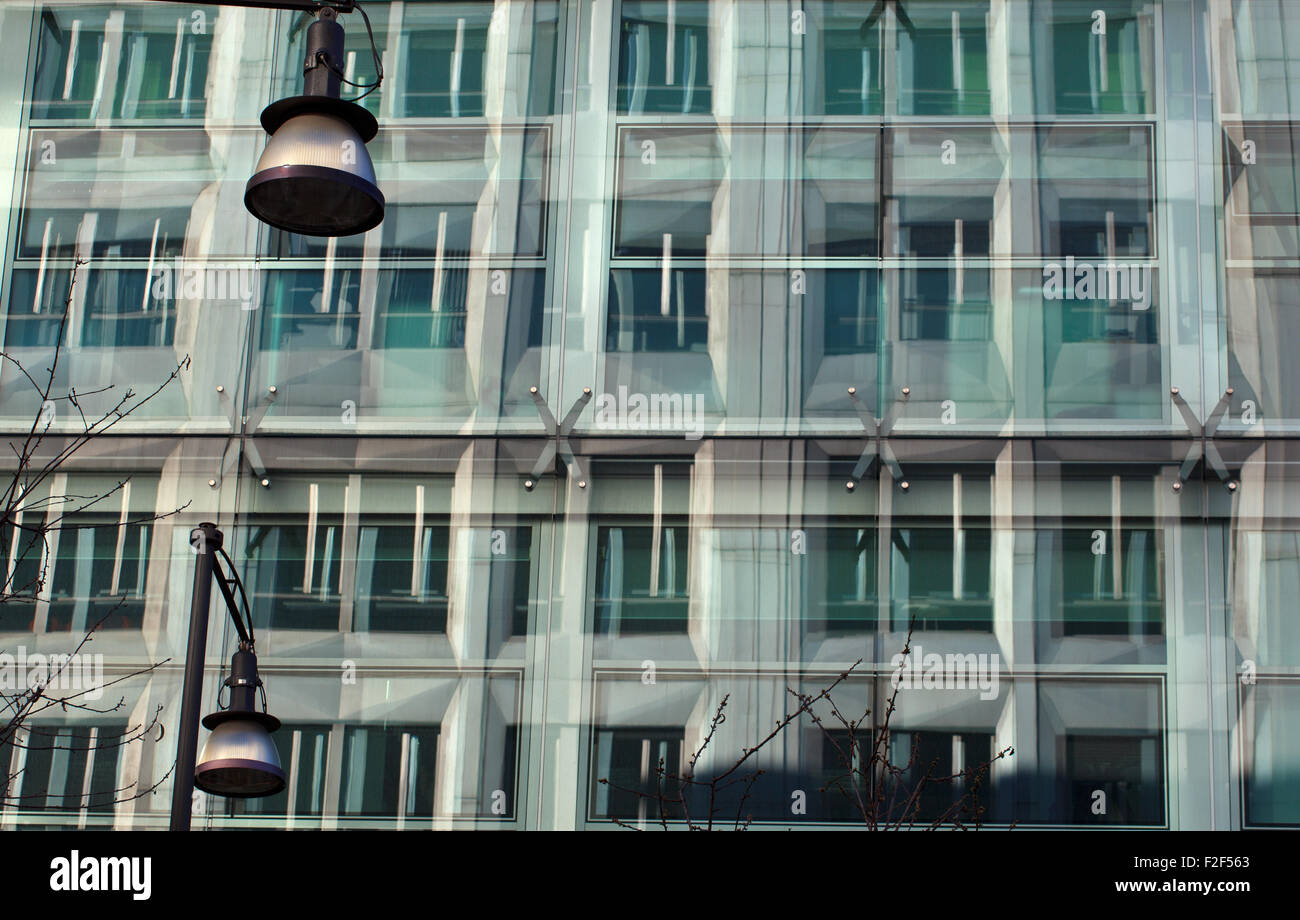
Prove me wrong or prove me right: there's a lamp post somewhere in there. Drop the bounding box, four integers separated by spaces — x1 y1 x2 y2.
169 523 285 831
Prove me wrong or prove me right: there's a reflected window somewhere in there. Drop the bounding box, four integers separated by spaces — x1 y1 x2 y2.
32 6 217 121
14 723 126 814
890 729 997 822
247 517 346 632
817 3 884 115
891 526 993 631
1226 268 1300 417
805 128 882 257
354 519 450 633
281 2 559 119
340 723 440 818
1065 732 1164 824
1034 0 1155 115
1237 530 1300 669
595 521 689 635
810 526 877 634
617 1 711 114
1219 0 1300 117
259 270 362 354
245 501 532 638
606 269 707 353
44 516 150 633
890 472 993 632
1039 262 1162 419
0 518 42 632
402 16 490 118
899 266 992 342
20 128 243 262
1223 124 1300 260
615 127 722 258
1039 525 1163 638
1037 125 1154 259
1034 679 1165 825
591 726 685 820
897 1 992 116
822 269 880 356
614 127 880 260
493 527 534 639
253 267 546 418
7 267 176 350
888 126 999 259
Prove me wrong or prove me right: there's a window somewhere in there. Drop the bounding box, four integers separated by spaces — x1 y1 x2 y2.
1036 125 1155 259
606 269 707 354
340 723 440 819
590 726 685 820
246 519 347 632
14 723 126 814
889 472 994 633
1037 1 1155 115
1034 679 1165 825
1040 525 1163 638
898 1 992 116
45 516 151 632
890 729 997 823
617 1 712 114
19 128 240 262
1065 732 1164 824
31 6 217 121
595 521 690 635
812 526 877 634
821 269 881 357
354 520 451 633
818 4 884 115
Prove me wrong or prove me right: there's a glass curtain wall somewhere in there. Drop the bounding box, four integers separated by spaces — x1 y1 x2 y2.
0 0 1291 830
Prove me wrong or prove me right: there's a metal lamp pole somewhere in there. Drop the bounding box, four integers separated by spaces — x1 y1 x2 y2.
168 522 284 830
170 522 222 831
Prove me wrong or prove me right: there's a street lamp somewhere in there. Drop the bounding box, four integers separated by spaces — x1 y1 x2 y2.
142 0 386 236
170 523 284 831
244 3 385 236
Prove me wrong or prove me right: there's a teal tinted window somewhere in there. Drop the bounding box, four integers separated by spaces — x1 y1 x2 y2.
31 6 218 120
1038 1 1155 115
898 1 992 115
617 1 711 114
594 521 689 634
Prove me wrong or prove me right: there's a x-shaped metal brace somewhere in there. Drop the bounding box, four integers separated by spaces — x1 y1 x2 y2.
524 386 593 491
1170 386 1237 493
209 385 279 490
846 386 910 493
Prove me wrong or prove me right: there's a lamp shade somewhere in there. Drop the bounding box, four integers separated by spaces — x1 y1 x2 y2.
244 96 384 237
195 711 286 799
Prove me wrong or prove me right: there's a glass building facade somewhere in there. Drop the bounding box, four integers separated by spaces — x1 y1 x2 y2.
0 0 1296 829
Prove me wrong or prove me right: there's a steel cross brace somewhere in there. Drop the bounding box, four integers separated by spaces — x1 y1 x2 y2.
524 386 593 491
1170 386 1237 493
209 385 279 490
846 385 910 493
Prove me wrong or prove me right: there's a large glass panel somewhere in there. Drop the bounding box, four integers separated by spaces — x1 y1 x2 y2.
30 4 222 122
1031 0 1157 116
616 0 712 115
